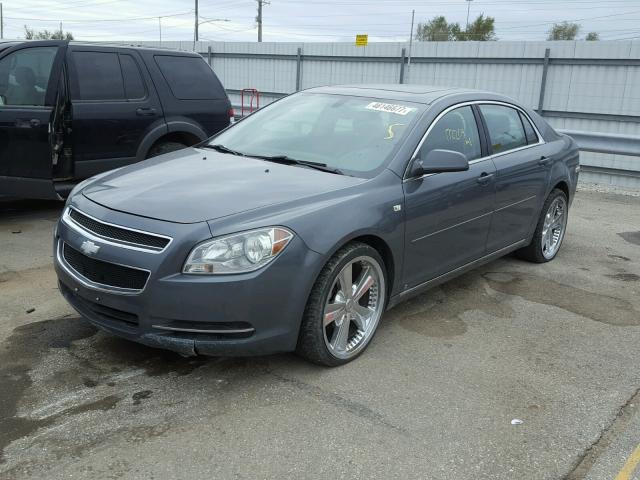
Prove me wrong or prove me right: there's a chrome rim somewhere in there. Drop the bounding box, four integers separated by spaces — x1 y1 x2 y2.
541 196 567 259
323 256 385 360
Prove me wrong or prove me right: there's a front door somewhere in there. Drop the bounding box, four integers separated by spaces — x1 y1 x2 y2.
402 105 496 288
478 104 552 252
0 41 65 196
67 47 164 179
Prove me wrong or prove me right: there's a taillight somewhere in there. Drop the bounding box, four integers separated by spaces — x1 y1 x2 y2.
228 108 235 118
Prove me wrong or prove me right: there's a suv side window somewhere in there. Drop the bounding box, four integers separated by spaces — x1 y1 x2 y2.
72 51 124 101
479 104 527 154
0 46 58 106
519 111 539 145
154 55 224 100
419 106 481 161
119 54 145 99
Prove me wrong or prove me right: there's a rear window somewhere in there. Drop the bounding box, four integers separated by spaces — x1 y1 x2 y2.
154 55 224 100
72 51 124 101
120 54 146 99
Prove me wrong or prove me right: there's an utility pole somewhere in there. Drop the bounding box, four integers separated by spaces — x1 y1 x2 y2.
256 0 269 42
407 9 414 82
194 0 199 43
158 16 162 44
465 0 473 31
1 3 3 40
59 21 63 39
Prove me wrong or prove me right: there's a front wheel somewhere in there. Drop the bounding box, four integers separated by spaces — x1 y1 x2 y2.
516 188 568 263
297 243 387 367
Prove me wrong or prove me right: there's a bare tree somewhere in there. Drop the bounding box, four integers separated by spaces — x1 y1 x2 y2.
24 25 74 40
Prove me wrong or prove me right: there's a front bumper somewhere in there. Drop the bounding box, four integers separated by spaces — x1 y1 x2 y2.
54 194 323 357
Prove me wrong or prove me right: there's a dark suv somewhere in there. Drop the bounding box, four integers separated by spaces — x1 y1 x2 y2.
0 40 232 199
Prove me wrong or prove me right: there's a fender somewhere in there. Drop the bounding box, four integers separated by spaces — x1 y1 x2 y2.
166 120 208 141
135 123 169 161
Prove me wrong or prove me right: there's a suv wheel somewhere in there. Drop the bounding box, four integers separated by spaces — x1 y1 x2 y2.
146 141 186 159
297 242 387 367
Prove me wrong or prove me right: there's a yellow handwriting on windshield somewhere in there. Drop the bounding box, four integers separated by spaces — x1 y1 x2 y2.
385 123 406 140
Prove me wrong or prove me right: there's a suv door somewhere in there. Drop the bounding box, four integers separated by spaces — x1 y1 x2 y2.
403 105 496 288
0 41 66 197
67 47 165 179
478 104 551 252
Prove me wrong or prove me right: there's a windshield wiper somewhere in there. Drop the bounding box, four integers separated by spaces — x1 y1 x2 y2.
251 155 343 175
203 144 247 156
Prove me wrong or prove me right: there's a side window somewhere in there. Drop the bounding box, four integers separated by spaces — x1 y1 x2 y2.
519 111 539 145
0 46 58 106
480 105 527 154
419 106 481 161
72 51 124 101
154 55 224 100
119 54 146 99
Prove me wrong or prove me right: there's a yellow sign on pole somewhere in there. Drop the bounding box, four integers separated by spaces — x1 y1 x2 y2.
355 34 368 47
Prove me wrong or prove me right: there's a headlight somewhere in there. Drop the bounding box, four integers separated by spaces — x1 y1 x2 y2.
183 227 294 274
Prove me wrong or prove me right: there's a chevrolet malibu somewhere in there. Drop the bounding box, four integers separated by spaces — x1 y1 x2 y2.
54 85 580 366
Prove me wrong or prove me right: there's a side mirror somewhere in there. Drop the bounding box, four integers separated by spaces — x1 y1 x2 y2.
409 149 469 177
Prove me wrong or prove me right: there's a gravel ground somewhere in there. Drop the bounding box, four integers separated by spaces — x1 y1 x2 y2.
1 189 639 480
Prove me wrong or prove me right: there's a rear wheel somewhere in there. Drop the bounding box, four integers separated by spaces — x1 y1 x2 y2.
146 141 186 159
297 242 387 367
516 188 568 263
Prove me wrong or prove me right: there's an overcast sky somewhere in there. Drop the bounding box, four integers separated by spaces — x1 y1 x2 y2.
3 0 640 43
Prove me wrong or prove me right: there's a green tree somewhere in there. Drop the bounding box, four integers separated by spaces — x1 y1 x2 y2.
24 25 74 40
415 16 456 41
415 14 496 42
547 22 580 40
585 32 600 41
453 14 496 41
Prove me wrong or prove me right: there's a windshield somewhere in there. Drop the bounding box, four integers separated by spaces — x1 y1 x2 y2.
209 93 424 178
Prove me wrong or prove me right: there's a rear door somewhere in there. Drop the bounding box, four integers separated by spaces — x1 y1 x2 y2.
478 103 551 252
67 46 165 179
0 42 65 191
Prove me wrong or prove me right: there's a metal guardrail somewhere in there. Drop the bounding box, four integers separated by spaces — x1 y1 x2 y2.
558 130 640 178
557 130 640 157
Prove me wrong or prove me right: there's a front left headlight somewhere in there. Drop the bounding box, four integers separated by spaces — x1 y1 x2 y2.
183 227 294 274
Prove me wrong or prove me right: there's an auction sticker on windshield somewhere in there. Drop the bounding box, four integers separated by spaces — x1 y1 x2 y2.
365 102 416 116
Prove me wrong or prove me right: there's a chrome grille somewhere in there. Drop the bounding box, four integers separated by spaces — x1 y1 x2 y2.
66 208 171 252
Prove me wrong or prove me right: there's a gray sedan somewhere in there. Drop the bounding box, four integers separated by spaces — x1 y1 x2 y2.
54 85 580 366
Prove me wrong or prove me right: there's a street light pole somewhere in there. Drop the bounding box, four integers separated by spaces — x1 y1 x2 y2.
407 9 414 82
466 0 473 31
158 16 162 44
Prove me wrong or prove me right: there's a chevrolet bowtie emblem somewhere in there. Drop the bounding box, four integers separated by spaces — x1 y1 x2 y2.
80 240 100 255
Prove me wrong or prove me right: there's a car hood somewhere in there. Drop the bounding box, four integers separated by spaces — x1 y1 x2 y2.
82 147 365 223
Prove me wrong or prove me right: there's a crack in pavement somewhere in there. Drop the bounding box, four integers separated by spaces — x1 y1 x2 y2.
266 370 409 436
564 386 640 480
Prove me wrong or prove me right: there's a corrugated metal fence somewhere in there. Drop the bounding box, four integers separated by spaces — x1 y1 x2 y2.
124 40 640 189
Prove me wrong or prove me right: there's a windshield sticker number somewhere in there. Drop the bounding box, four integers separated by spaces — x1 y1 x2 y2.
365 102 416 116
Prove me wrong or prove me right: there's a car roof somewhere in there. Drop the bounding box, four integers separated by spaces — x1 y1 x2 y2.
0 40 200 56
304 84 493 105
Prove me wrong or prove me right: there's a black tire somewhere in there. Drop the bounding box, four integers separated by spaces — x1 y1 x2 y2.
296 242 387 367
516 188 568 263
146 141 186 159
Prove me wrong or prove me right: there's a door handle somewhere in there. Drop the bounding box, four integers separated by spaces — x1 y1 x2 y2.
477 172 494 185
538 156 552 166
136 107 156 116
